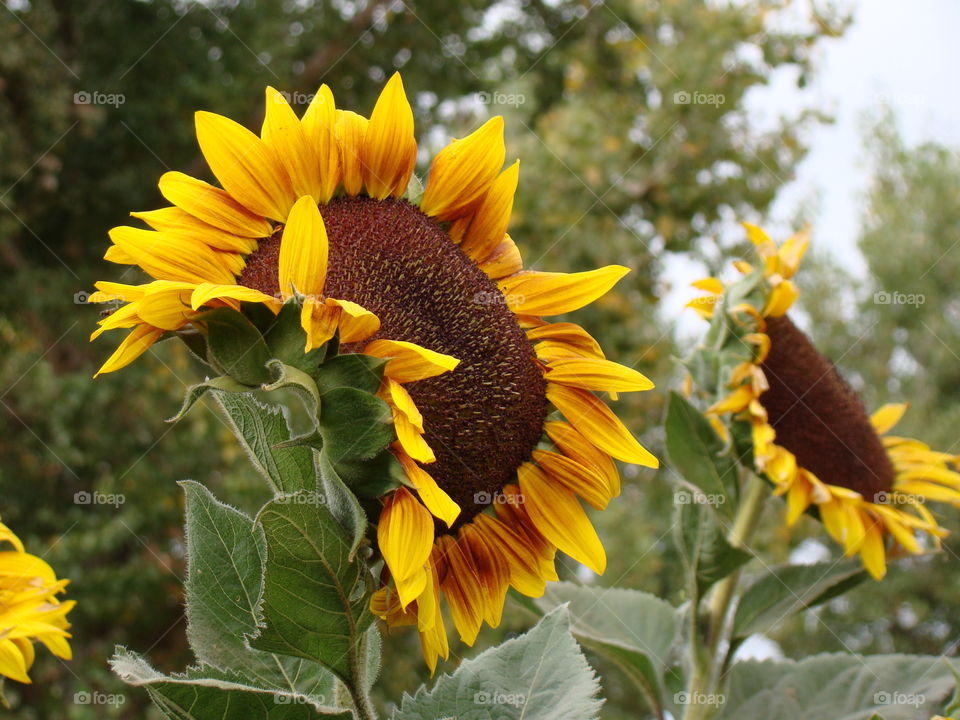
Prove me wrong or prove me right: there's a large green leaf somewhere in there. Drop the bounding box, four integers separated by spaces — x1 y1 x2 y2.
211 393 315 494
731 560 868 639
529 582 677 715
111 650 350 720
716 654 958 720
396 607 602 720
665 391 739 518
251 493 374 685
181 482 333 702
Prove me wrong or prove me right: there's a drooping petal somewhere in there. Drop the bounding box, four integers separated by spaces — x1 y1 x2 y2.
859 518 887 580
478 234 523 280
262 87 323 202
473 514 548 598
362 73 417 199
459 523 510 627
300 298 339 351
301 85 341 202
420 116 505 221
94 324 164 377
157 171 273 238
544 420 621 497
190 282 280 311
436 535 484 646
528 322 605 360
195 110 295 221
378 487 434 608
395 450 460 527
335 110 368 196
497 265 630 316
870 403 908 435
519 463 607 574
363 339 460 383
532 449 611 510
325 298 380 343
278 196 328 298
546 383 658 467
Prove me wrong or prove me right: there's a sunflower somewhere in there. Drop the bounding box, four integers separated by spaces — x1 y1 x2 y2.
0 521 75 684
91 73 658 670
688 224 960 579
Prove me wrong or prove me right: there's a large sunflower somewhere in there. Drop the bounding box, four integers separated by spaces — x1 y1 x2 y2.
689 224 960 579
91 73 658 670
0 521 74 684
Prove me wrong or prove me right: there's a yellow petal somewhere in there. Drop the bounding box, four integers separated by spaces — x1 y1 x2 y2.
547 383 658 467
393 413 436 464
157 171 273 238
785 476 812 526
692 277 724 294
544 420 620 497
459 523 509 627
474 514 548 598
262 87 323 202
533 449 610 510
859 519 887 579
385 379 423 430
395 450 460 526
131 207 259 254
325 298 380 343
778 227 810 279
362 339 460 383
137 283 196 330
870 403 908 435
495 485 559 582
497 265 630 316
420 116 505 221
335 110 368 196
763 280 798 317
378 487 434 607
0 638 32 684
436 534 484 646
478 233 524 280
300 298 339 351
707 385 755 415
94 324 164 376
362 73 417 199
279 196 328 298
519 463 606 574
195 110 294 221
107 226 236 285
544 357 654 393
190 282 280 311
460 160 520 263
301 85 341 202
528 322 605 360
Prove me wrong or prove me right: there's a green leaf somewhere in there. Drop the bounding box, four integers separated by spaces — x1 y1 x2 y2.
251 494 374 685
673 500 751 596
181 482 334 701
264 360 322 417
318 387 394 462
665 391 738 518
528 582 676 716
169 375 250 423
203 307 273 386
731 560 868 639
313 353 387 396
316 451 369 560
111 650 350 719
396 607 602 720
716 654 958 720
329 448 404 500
211 394 315 494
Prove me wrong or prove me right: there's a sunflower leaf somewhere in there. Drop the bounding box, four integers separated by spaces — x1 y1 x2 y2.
318 387 394 463
665 392 737 518
168 374 250 423
673 498 751 597
110 649 350 719
202 307 274 386
316 451 369 560
731 559 868 639
395 607 602 720
715 653 958 720
251 493 374 686
524 582 677 717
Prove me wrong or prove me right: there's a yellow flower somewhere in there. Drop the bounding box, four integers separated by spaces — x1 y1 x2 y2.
0 521 75 684
92 73 659 672
694 226 960 580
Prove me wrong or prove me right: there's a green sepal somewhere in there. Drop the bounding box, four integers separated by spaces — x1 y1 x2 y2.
264 360 322 417
313 353 387 395
330 447 404 500
317 387 393 463
169 375 250 422
200 307 272 386
260 300 328 373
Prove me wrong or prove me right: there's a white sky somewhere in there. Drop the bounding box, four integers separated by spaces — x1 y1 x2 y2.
665 0 960 333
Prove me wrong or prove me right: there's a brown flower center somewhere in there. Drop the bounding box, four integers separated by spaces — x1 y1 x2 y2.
239 197 547 527
760 315 893 498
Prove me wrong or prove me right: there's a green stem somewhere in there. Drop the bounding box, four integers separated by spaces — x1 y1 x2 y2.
683 473 767 720
345 634 378 720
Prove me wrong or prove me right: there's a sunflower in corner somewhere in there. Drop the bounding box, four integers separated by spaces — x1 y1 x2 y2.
90 73 659 670
687 224 960 580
